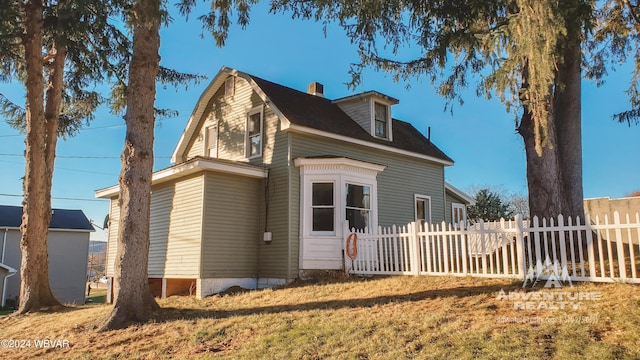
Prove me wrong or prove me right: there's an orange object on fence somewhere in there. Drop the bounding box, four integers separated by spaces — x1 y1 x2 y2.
346 233 358 260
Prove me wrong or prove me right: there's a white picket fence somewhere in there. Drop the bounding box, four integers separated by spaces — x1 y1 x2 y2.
344 212 640 283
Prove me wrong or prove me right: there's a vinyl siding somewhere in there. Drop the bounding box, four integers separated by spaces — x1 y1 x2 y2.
105 175 204 279
47 232 90 304
148 174 203 278
290 133 447 229
336 98 371 133
0 267 6 302
256 128 293 279
201 172 261 277
185 75 270 164
3 229 89 305
182 74 292 279
106 197 119 277
1 230 20 302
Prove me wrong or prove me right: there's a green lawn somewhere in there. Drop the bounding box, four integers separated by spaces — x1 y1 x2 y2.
0 309 14 317
0 276 638 359
86 288 107 304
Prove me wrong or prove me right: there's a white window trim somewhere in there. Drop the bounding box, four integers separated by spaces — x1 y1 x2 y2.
414 194 432 224
245 105 264 159
452 202 466 228
309 179 338 236
297 159 384 239
345 180 373 232
371 99 393 141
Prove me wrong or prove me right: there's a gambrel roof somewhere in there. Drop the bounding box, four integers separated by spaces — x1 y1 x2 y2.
171 67 454 165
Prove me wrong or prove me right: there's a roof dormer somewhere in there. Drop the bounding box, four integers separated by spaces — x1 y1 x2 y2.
333 91 399 141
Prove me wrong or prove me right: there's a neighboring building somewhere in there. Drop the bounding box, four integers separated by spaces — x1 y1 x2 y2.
584 196 640 245
96 66 473 299
584 196 640 222
0 205 94 306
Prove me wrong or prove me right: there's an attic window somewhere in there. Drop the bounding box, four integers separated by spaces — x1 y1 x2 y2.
246 105 263 158
225 77 235 97
374 102 388 138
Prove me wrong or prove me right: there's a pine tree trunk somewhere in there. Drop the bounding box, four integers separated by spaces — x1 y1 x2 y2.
554 18 585 219
519 110 566 220
100 0 161 330
17 0 62 314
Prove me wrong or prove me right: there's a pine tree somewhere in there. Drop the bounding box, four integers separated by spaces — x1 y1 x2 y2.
272 0 640 219
0 0 130 314
100 0 256 330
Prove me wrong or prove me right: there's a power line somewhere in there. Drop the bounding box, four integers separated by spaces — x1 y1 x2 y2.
0 112 192 138
0 159 118 176
0 153 171 159
0 193 107 202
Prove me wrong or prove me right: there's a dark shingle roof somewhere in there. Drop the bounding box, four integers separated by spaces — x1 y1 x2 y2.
0 205 94 231
249 75 453 163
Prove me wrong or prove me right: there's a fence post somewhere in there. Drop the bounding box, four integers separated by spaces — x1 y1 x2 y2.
461 220 468 275
411 221 420 275
480 219 488 275
515 214 525 279
585 214 597 279
442 221 451 274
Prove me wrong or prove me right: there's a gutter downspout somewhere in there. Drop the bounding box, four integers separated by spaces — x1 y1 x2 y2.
2 228 17 308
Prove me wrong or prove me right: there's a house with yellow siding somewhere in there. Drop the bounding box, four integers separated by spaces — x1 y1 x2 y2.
96 67 472 300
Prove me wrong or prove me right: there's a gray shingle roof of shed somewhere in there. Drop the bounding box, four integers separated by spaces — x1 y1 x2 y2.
0 205 94 231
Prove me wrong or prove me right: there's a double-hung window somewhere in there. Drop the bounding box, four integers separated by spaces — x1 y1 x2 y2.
345 183 371 231
374 102 388 138
312 182 335 232
246 106 263 158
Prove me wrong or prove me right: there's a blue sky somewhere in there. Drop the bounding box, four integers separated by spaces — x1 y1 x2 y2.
1 2 639 242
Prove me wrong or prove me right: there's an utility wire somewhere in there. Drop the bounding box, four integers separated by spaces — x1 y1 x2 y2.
0 153 171 159
0 112 191 137
0 159 118 176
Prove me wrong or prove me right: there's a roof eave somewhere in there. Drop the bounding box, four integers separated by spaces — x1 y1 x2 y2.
284 123 454 166
445 182 476 205
95 158 268 198
333 91 400 105
171 66 236 164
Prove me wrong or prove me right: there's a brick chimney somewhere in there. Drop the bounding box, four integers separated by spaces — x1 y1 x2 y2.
307 82 324 97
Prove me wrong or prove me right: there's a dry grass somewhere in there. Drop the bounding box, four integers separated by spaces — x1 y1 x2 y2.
0 276 639 359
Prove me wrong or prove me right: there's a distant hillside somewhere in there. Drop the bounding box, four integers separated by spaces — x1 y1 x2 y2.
89 241 107 254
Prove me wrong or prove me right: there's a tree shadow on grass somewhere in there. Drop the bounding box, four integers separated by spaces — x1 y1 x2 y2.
156 282 521 323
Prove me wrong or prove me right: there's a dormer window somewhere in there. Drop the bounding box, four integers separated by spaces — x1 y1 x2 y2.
374 102 388 138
